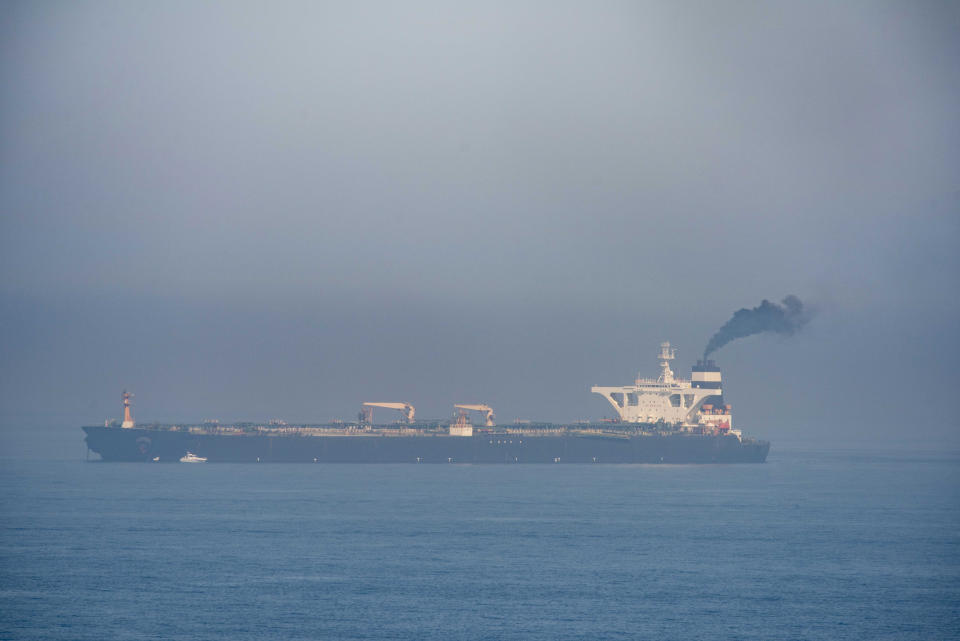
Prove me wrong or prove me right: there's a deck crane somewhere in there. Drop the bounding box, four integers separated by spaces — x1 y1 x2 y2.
454 404 496 427
361 402 415 424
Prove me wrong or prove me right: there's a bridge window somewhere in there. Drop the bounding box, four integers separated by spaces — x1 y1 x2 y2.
669 394 681 407
627 393 638 406
610 393 624 407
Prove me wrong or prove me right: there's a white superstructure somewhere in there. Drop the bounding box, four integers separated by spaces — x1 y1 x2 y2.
591 342 734 430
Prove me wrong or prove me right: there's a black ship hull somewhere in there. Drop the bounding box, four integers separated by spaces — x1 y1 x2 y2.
83 426 770 463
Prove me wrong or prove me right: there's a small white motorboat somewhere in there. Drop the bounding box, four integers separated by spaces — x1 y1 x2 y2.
179 452 207 463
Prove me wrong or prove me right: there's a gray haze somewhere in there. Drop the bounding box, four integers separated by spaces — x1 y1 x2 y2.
1 1 958 457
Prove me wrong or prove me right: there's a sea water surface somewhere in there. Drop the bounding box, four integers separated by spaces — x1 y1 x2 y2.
1 450 958 640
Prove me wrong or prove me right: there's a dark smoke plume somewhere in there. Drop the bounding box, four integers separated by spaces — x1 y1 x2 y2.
704 295 812 359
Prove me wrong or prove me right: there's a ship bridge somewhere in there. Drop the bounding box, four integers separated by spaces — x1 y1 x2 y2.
591 342 721 424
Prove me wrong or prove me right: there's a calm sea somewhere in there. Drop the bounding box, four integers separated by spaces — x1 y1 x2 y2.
1 449 958 640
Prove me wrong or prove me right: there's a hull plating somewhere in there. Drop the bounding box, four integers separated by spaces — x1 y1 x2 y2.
83 426 769 463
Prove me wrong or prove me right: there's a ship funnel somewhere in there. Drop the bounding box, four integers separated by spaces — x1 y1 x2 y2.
691 361 722 390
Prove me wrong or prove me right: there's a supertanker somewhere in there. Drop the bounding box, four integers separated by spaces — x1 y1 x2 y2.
82 343 770 463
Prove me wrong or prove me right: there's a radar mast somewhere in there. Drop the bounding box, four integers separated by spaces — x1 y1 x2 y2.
657 342 676 385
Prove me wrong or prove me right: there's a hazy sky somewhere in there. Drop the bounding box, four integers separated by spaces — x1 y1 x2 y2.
2 1 958 456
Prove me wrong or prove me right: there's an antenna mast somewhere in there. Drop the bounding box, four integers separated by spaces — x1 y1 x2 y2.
657 342 676 384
